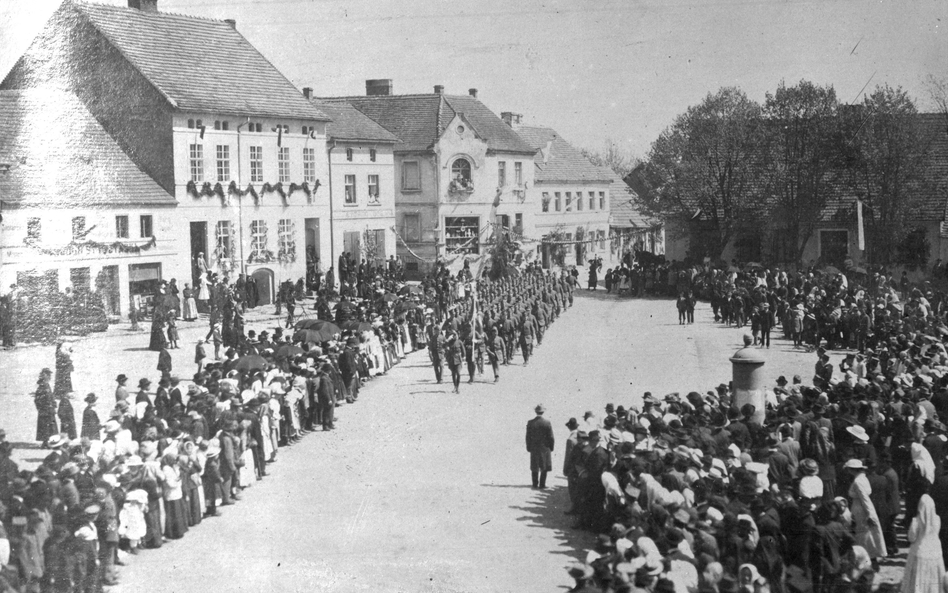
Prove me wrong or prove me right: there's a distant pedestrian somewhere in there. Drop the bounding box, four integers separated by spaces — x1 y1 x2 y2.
34 368 58 444
58 392 77 440
157 347 172 382
81 393 101 440
54 342 74 397
195 339 207 373
444 330 465 394
166 314 179 348
114 374 129 404
526 404 554 489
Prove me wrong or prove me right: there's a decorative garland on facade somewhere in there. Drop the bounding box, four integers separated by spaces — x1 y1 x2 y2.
189 180 321 206
22 236 157 257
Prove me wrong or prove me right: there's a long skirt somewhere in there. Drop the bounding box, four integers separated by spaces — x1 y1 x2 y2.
163 498 188 539
144 501 162 548
36 411 58 443
183 298 198 320
238 449 255 487
186 486 202 527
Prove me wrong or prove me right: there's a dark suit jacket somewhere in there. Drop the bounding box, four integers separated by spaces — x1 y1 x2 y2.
526 415 555 453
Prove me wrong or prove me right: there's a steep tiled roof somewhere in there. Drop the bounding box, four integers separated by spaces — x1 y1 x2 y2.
607 171 659 229
516 125 614 184
326 93 537 154
0 89 174 207
316 101 398 143
70 1 328 121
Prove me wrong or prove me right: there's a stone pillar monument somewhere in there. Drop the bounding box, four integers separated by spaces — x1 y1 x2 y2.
730 339 766 425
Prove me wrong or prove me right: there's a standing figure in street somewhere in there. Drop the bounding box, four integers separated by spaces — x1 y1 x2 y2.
53 342 74 397
166 313 180 349
587 256 601 290
58 391 77 439
428 323 444 384
157 346 173 382
182 283 198 321
195 339 207 373
34 367 58 445
486 328 505 383
520 312 536 366
81 392 101 440
901 494 945 593
284 289 296 329
444 330 465 394
316 363 336 431
526 404 555 489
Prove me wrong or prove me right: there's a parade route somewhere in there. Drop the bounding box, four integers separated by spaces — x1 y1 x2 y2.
2 295 823 592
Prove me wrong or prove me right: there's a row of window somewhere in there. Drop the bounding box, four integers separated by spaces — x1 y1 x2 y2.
27 215 153 242
541 191 606 213
214 219 294 258
344 174 381 205
497 161 524 187
186 120 303 135
345 148 377 162
189 144 317 185
400 158 526 192
557 230 608 251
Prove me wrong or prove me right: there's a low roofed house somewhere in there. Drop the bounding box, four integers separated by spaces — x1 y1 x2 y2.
314 98 399 282
0 89 176 317
607 171 663 263
1 0 332 304
514 122 613 270
325 82 538 276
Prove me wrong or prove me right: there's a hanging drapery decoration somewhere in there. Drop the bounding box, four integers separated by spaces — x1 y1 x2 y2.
186 181 223 200
228 181 260 205
289 182 312 199
391 226 433 263
23 236 158 256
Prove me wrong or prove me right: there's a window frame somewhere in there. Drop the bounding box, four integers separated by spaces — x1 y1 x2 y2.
278 146 291 183
115 215 129 239
589 191 595 210
541 192 550 213
250 219 268 256
367 174 380 205
215 220 233 259
216 144 231 182
344 174 357 205
189 143 204 183
402 213 421 242
370 149 377 162
303 147 316 183
514 162 523 186
401 160 421 191
452 157 472 182
346 148 353 162
26 217 41 241
139 215 153 239
599 191 605 210
249 145 264 183
278 218 294 255
71 216 86 241
554 192 561 212
498 161 506 187
565 192 572 212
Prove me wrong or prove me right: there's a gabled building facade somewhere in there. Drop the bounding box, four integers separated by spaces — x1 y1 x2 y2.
0 89 177 317
1 0 332 305
314 97 398 281
325 82 538 276
514 121 613 269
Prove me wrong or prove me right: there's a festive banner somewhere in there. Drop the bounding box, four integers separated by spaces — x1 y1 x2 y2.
23 236 157 257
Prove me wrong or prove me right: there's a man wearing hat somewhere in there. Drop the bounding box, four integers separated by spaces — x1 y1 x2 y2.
563 418 581 513
526 404 555 489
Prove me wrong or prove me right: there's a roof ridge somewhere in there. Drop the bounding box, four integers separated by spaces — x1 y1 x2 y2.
72 0 229 25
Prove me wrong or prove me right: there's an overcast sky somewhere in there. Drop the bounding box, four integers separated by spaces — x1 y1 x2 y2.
1 0 946 159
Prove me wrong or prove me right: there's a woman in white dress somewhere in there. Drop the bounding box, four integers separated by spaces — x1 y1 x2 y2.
845 459 887 562
902 494 945 593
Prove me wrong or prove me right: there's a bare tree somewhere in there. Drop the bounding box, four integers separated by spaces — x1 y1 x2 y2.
582 140 639 178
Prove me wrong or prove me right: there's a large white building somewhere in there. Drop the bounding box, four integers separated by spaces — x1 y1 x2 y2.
1 0 333 310
326 82 539 277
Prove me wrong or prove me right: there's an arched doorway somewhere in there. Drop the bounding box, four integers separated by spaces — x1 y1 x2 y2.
251 268 274 306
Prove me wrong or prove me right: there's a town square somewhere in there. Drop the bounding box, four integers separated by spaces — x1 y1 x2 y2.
0 0 947 592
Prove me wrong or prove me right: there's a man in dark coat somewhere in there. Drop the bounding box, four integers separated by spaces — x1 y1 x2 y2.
157 347 172 381
428 323 444 384
526 404 555 489
316 363 336 431
80 393 101 440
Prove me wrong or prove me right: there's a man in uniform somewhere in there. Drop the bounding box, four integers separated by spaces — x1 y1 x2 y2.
525 404 555 489
444 330 465 394
428 323 445 384
520 310 537 366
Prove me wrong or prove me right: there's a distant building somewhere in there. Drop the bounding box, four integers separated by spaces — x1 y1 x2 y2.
0 89 176 316
1 0 332 305
314 96 398 280
325 82 538 276
513 122 613 269
607 171 663 262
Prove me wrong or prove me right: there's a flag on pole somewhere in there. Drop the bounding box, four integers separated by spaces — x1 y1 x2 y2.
856 198 865 251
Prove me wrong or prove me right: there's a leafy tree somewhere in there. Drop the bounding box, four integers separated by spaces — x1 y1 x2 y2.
582 140 639 177
637 87 767 260
760 80 843 263
843 85 935 264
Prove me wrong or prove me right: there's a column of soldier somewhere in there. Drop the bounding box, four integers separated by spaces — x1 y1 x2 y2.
419 263 577 393
556 270 948 593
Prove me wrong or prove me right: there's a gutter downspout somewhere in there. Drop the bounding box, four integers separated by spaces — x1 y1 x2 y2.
236 118 250 276
328 140 336 284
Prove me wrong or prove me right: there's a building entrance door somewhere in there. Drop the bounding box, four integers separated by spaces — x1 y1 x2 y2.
190 221 208 285
251 268 274 306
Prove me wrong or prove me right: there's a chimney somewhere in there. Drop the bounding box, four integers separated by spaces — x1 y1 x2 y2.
365 79 393 96
501 112 523 129
128 0 158 11
468 88 478 98
224 19 236 29
302 87 313 100
434 85 444 95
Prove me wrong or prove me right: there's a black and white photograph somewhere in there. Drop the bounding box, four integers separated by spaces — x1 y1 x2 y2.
0 0 946 591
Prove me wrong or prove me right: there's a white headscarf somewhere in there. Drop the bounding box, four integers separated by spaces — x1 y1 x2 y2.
911 442 936 483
